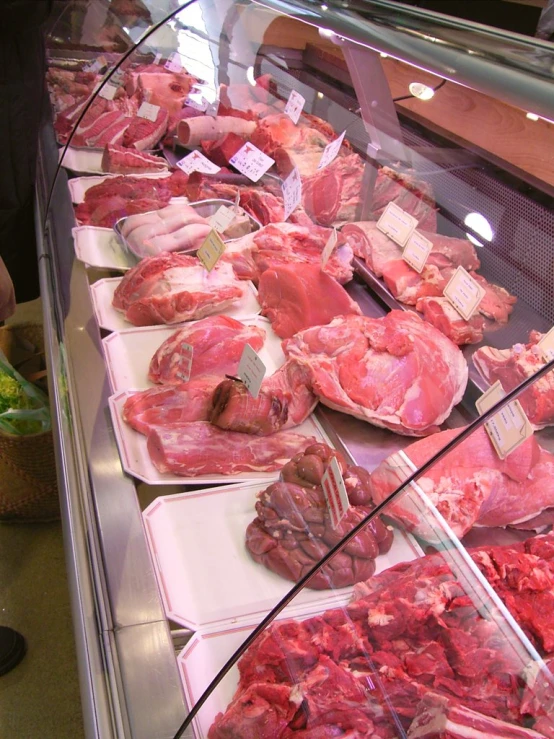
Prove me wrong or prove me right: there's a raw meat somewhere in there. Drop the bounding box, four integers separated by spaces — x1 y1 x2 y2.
245 443 394 589
521 658 554 738
201 132 248 167
372 166 437 232
369 425 554 539
123 378 220 435
146 422 316 475
122 204 211 257
473 331 554 429
239 188 284 225
76 195 171 229
122 108 169 150
210 361 317 435
90 116 135 147
416 295 486 345
302 153 365 226
112 253 245 326
177 116 256 146
283 311 468 436
124 64 194 114
258 263 362 339
102 144 169 173
72 110 127 147
148 315 265 384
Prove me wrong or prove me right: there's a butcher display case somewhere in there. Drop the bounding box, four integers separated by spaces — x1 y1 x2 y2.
38 0 554 736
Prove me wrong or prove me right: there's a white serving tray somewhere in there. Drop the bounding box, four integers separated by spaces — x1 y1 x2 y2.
72 226 136 271
69 171 169 203
109 391 331 485
59 146 105 174
144 481 422 631
102 316 284 393
89 277 261 332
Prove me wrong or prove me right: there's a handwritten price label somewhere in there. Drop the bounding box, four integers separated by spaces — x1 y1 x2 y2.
209 206 235 234
317 131 346 170
98 83 118 100
321 228 338 267
476 380 533 459
185 93 208 112
403 230 433 273
321 456 350 529
164 52 183 73
84 55 107 74
176 151 221 175
137 102 160 122
443 266 486 321
284 90 305 124
197 229 226 271
282 167 302 221
377 202 418 247
237 344 267 399
229 143 275 183
538 327 554 362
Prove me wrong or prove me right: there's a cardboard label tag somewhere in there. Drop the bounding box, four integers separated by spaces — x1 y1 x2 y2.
318 131 346 170
197 229 226 271
403 230 433 273
175 343 193 382
377 202 418 247
321 228 338 267
229 143 275 183
321 456 350 529
98 83 117 100
84 55 107 74
538 327 554 362
164 52 182 73
209 206 235 234
205 98 219 117
137 102 160 122
282 167 302 221
185 93 208 112
176 151 221 175
237 344 266 399
443 266 486 321
476 380 533 460
154 53 162 65
284 90 305 124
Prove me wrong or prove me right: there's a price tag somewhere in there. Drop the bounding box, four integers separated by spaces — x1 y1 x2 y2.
175 343 193 382
282 167 302 221
185 93 208 112
317 131 346 170
443 266 486 321
321 228 338 267
237 344 267 399
476 381 533 460
376 202 418 247
209 206 235 234
154 53 162 65
164 52 182 73
176 151 221 175
98 83 117 100
538 327 554 362
137 102 160 122
284 90 305 124
197 229 226 271
84 55 107 74
205 98 219 117
403 230 433 273
321 456 350 529
229 143 275 183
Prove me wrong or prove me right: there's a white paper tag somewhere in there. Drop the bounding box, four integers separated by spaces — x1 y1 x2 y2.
209 206 235 234
317 131 346 170
284 90 305 124
321 228 338 267
321 456 350 529
229 143 275 183
137 102 160 122
376 202 418 247
476 380 533 459
185 93 208 112
282 167 302 221
538 327 554 362
443 266 486 321
154 53 162 65
84 55 107 74
205 99 219 117
197 229 226 271
237 344 267 399
164 52 182 73
403 230 433 273
175 342 193 382
176 151 221 175
98 83 117 100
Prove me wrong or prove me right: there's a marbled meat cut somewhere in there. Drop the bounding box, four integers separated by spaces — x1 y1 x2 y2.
112 253 245 326
283 311 468 436
101 144 169 173
211 361 317 435
369 426 554 538
258 263 361 338
122 107 169 150
245 443 394 589
209 531 554 738
146 422 317 475
123 377 220 435
148 315 266 384
473 331 554 429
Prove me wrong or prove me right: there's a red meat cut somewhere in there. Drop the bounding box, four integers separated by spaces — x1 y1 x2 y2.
122 108 169 150
416 295 486 345
102 144 169 173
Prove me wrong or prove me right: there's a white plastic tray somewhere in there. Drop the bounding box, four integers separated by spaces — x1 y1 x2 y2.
102 316 284 393
89 277 261 332
109 391 332 485
144 481 422 631
69 171 169 203
72 226 136 271
59 146 105 174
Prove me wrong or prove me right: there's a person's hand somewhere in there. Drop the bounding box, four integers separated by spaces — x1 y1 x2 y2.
0 258 16 322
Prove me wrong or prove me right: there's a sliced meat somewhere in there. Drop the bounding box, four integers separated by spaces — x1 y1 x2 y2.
123 108 169 150
102 144 169 173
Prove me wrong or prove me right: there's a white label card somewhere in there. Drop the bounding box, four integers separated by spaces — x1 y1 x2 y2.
164 52 182 73
209 206 235 234
84 55 107 74
317 131 346 170
237 344 266 399
282 167 302 221
403 230 433 273
197 229 226 271
284 90 305 124
443 266 486 321
176 151 221 175
538 327 554 362
185 93 208 112
321 456 350 529
154 53 162 65
205 99 219 117
376 202 418 247
137 102 160 122
98 83 117 100
229 143 275 183
476 380 533 460
321 228 338 267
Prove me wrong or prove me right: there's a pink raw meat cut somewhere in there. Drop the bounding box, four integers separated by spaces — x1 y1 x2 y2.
122 108 169 150
72 109 124 146
368 425 554 539
302 153 365 226
90 116 134 147
282 311 468 436
416 295 486 345
473 331 554 429
239 189 284 225
124 65 194 114
123 377 220 435
210 360 317 435
146 422 316 475
148 315 266 384
372 165 437 232
112 253 245 326
75 195 170 228
258 263 361 338
102 144 169 173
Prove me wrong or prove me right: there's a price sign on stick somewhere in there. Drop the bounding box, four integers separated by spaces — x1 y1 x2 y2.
238 344 266 399
403 230 433 273
98 83 118 101
209 206 235 234
197 230 226 271
282 167 302 221
164 52 183 73
321 457 350 529
229 143 274 182
176 151 221 175
443 266 486 321
137 102 160 122
476 380 533 460
185 93 208 112
376 202 417 247
321 228 338 267
538 327 554 361
284 90 305 124
317 131 346 170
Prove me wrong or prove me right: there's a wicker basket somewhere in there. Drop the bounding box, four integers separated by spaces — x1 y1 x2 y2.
0 322 60 522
